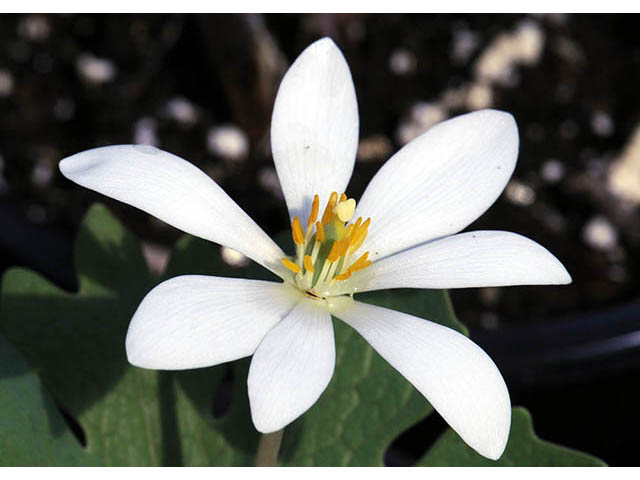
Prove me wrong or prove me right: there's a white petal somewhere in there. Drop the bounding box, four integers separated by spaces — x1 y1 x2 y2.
248 298 334 433
271 37 359 222
355 110 519 261
330 298 510 460
126 276 300 370
60 145 287 278
331 231 571 295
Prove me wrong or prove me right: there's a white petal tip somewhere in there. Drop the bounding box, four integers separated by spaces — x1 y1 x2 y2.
59 153 94 179
471 109 518 143
309 36 337 50
558 268 573 285
125 351 143 368
59 145 160 178
59 147 95 171
546 254 572 285
478 108 516 123
489 440 509 461
125 351 148 370
249 390 304 434
124 330 149 369
484 445 506 461
58 153 84 178
251 414 284 435
473 408 510 461
300 37 345 66
487 109 518 136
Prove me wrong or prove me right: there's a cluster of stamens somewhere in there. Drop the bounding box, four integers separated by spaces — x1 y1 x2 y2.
281 192 372 298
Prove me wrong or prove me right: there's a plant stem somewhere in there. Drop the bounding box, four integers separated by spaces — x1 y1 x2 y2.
255 429 284 467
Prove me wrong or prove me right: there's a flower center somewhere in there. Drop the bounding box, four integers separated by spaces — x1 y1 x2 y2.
281 192 372 299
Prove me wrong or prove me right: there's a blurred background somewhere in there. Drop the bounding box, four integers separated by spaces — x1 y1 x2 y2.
0 13 638 465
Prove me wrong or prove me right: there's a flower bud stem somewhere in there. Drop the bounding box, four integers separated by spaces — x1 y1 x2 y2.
255 429 284 467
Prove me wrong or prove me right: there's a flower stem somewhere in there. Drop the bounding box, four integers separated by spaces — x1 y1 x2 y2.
255 429 284 467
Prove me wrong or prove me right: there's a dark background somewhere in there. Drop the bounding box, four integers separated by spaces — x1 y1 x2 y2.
0 13 639 465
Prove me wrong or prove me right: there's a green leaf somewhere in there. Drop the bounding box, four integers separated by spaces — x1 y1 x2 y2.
0 334 101 466
1 204 165 465
418 407 606 466
0 203 606 466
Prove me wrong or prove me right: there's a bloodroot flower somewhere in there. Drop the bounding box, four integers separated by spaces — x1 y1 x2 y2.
59 38 570 460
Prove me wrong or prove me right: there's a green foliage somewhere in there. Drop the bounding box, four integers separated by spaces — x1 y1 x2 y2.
0 334 101 466
0 204 606 466
419 407 606 466
1 205 163 465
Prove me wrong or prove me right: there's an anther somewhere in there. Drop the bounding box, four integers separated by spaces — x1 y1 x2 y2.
321 192 338 224
282 258 301 274
349 218 370 253
334 270 352 281
327 240 345 262
291 217 305 245
315 221 325 243
303 255 315 273
308 194 319 226
345 223 355 239
348 252 370 273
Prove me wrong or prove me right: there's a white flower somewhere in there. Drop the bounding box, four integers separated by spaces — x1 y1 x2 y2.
59 38 571 461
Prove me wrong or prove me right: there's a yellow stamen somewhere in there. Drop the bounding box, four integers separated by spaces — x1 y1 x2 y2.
349 225 367 248
291 217 304 245
315 221 325 243
334 198 356 222
308 194 319 227
350 234 367 254
344 223 355 239
327 240 346 262
340 241 349 259
284 191 373 295
346 217 362 244
349 252 371 273
321 192 338 224
335 270 352 281
282 258 301 274
349 217 370 253
303 255 315 273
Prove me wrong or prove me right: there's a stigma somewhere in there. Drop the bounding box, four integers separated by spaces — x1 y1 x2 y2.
281 192 372 298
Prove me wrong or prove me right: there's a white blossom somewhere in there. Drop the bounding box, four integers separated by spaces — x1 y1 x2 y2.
59 38 571 461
